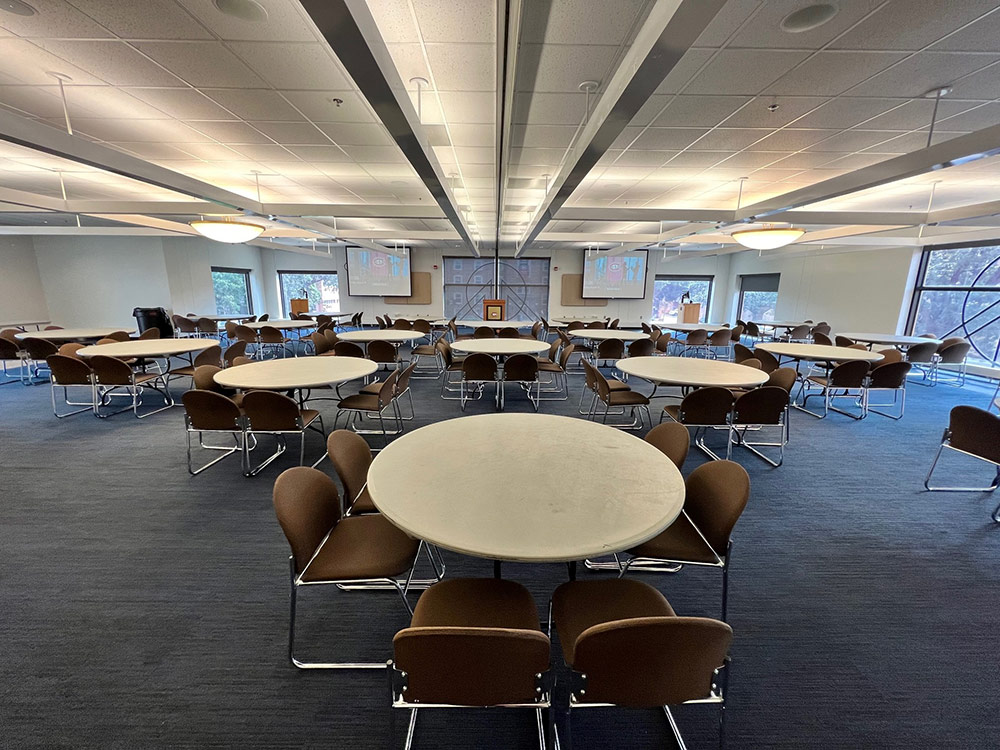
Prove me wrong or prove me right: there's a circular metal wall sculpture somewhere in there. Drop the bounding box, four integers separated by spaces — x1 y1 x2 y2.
959 255 1000 364
453 260 542 320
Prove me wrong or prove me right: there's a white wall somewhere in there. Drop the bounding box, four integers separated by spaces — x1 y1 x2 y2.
163 238 266 316
0 235 49 326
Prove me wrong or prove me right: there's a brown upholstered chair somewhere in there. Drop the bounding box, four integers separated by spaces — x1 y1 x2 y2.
801 360 870 419
390 579 551 749
729 386 789 465
223 340 248 367
167 344 222 389
273 466 423 668
0 332 27 383
537 342 573 401
622 460 750 621
473 326 495 339
174 316 199 337
521 321 543 340
550 579 731 749
739 358 762 370
309 331 332 356
644 422 689 469
46 354 95 418
323 329 340 351
654 331 673 355
733 343 754 363
587 360 651 430
409 334 443 378
367 339 399 371
834 335 856 347
578 357 629 416
876 348 903 364
104 330 131 342
678 328 707 357
498 326 520 339
233 324 258 356
766 367 798 393
460 352 498 410
0 327 23 344
437 339 467 400
391 319 412 330
500 354 539 410
332 370 402 444
57 342 85 358
258 325 291 358
707 328 733 359
933 340 971 387
181 389 245 474
90 354 171 418
865 361 911 420
231 355 253 367
242 390 325 475
334 340 365 358
783 324 810 342
626 338 654 358
743 320 761 343
811 331 834 346
594 337 625 368
138 327 161 340
586 320 606 329
195 317 219 338
924 406 1000 510
729 324 744 344
375 315 387 329
191 364 242 406
661 386 734 459
20 336 58 381
326 429 378 515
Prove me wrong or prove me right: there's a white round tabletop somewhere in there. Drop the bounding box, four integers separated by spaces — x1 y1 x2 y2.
339 330 425 343
77 339 215 358
756 342 884 363
186 314 247 321
367 413 684 563
445 319 537 329
213 356 377 390
756 321 809 329
617 356 770 388
568 329 650 342
244 320 315 330
451 339 550 356
836 332 943 346
660 323 730 332
15 327 132 341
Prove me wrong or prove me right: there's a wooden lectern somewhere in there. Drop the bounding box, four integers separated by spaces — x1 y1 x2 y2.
290 298 309 315
483 299 506 320
679 303 701 323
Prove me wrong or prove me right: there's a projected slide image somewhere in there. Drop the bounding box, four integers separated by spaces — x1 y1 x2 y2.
346 247 412 296
582 250 648 299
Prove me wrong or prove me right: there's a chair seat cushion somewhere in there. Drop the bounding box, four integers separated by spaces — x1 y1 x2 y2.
169 365 196 377
552 579 674 663
537 361 562 372
662 404 681 420
807 376 829 387
628 512 720 565
412 345 436 355
608 389 648 406
360 380 382 394
300 514 418 582
338 393 382 410
410 578 541 630
608 379 630 391
348 486 378 515
300 408 320 426
134 372 162 385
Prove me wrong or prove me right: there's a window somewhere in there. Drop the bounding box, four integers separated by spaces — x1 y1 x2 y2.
278 271 340 316
443 257 550 319
211 267 253 316
651 275 712 323
737 273 780 322
908 242 1000 366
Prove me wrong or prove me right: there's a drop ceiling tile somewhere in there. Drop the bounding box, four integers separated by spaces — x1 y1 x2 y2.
713 151 785 169
0 0 113 38
663 151 733 168
33 40 182 87
447 123 495 148
341 145 408 163
818 153 895 170
512 124 579 148
108 142 198 160
722 0 874 50
0 85 67 118
413 0 495 43
204 89 303 121
948 65 1000 99
68 0 212 39
171 142 246 161
830 0 1000 51
317 122 394 146
847 53 1000 98
134 42 266 88
71 117 212 143
767 152 841 169
448 146 493 164
631 128 708 151
931 8 1000 51
187 120 273 144
685 50 810 96
513 92 589 126
423 43 495 91
805 130 907 153
228 42 351 91
251 121 330 145
0 39 106 85
521 44 621 94
281 91 374 123
522 0 649 45
723 96 829 128
230 143 295 161
175 0 315 42
792 97 908 129
938 102 1000 131
654 48 716 95
745 128 840 152
608 150 676 167
690 128 772 151
764 51 906 96
121 87 237 120
437 91 495 124
366 0 416 44
650 95 752 128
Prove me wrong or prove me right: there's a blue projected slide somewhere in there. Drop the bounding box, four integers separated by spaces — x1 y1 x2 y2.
346 246 412 296
582 249 648 299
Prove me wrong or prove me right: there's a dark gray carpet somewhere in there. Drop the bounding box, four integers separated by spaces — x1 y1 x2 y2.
2 359 999 749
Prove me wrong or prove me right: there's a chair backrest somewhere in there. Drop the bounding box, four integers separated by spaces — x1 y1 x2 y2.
376 368 401 404
644 422 689 469
273 467 341 575
194 345 223 368
0 337 19 360
744 321 760 337
234 325 257 344
875 348 903 364
766 367 797 392
259 325 284 343
937 341 971 364
105 330 131 342
498 327 520 338
396 361 417 394
334 341 365 358
502 353 538 382
192 364 226 392
196 317 218 335
323 330 339 348
310 331 331 355
641 321 652 334
384 314 394 325
473 326 495 339
571 613 732 707
869 361 912 388
566 321 584 331
138 327 161 340
542 339 560 363
733 343 754 363
174 316 198 333
22 337 59 359
684 329 707 346
257 313 269 322
182 388 242 431
812 332 833 346
242 390 303 431
223 340 248 365
787 324 810 339
413 319 432 334
627 338 655 357
326 429 373 506
462 352 497 380
948 405 1000 464
811 324 832 336
436 339 454 368
655 333 671 353
558 343 576 369
906 341 939 363
740 358 762 370
581 358 598 393
57 342 85 358
684 459 750 556
729 324 744 342
392 319 413 330
586 320 606 329
367 339 398 364
96 338 119 346
828 359 870 387
755 348 780 373
936 336 966 352
89 355 133 385
709 329 731 347
834 335 855 347
375 315 387 329
530 321 542 338
679 387 734 425
597 338 625 359
46 354 92 385
317 314 333 325
733 386 787 425
232 356 253 367
0 328 23 344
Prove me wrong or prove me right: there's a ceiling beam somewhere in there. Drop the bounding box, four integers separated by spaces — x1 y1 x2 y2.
736 123 1000 222
54 200 446 219
299 0 479 256
496 0 523 254
553 205 929 226
513 0 727 255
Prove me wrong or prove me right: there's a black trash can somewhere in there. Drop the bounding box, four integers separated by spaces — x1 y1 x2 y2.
132 307 174 338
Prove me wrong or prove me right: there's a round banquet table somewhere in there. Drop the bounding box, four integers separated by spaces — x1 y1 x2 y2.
15 327 133 341
440 319 537 329
213 356 377 391
339 329 425 343
836 332 943 347
367 413 685 563
243 319 315 331
756 342 884 363
757 321 809 329
617 356 770 391
660 323 730 333
186 314 248 322
451 339 550 356
567 329 650 342
77 338 215 359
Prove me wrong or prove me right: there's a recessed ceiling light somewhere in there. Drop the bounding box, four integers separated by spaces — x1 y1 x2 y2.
0 0 36 16
780 3 838 33
213 0 267 23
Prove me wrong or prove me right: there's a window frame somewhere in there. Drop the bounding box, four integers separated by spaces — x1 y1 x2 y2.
442 256 551 320
277 269 341 317
737 273 781 322
651 274 714 322
210 266 253 317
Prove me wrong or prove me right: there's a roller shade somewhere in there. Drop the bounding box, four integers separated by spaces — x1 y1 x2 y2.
739 273 780 293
